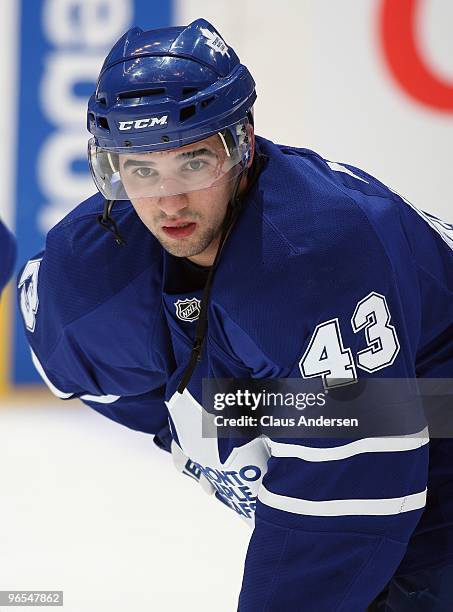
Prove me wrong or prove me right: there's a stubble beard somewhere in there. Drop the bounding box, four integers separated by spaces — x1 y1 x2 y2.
154 222 221 258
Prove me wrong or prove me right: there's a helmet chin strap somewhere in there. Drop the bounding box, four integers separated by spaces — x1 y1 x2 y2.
177 172 244 394
98 199 127 246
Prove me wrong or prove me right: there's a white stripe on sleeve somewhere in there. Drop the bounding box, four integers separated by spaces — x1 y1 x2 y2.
31 348 73 399
80 393 120 404
268 428 429 462
258 485 427 517
31 349 120 404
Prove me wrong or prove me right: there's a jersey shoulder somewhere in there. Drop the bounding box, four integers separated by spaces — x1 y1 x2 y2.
254 135 403 257
18 193 167 379
40 192 163 327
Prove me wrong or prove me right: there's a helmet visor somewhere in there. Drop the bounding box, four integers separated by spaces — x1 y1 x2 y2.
88 121 251 200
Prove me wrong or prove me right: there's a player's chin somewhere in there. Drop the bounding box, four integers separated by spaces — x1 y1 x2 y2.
158 234 200 258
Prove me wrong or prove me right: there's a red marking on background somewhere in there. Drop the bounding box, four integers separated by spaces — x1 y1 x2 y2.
380 0 453 112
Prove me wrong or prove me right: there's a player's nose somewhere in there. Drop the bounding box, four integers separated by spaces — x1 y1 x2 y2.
156 192 189 216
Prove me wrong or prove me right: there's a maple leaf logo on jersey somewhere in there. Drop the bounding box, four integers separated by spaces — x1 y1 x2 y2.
200 28 230 58
174 298 201 322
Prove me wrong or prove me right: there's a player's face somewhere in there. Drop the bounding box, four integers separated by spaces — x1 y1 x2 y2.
120 134 240 266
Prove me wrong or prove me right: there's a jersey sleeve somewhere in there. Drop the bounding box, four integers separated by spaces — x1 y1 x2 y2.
29 338 170 438
17 210 171 439
237 188 453 609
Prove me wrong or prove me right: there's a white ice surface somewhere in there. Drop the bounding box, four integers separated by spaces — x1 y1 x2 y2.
0 401 251 612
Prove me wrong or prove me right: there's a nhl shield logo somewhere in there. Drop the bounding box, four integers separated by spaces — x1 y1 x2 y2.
174 298 201 322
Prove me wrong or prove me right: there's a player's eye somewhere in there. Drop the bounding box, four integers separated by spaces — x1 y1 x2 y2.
182 159 208 172
133 166 157 178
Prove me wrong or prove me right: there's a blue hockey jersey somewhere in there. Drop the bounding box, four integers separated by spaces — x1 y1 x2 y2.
17 136 453 611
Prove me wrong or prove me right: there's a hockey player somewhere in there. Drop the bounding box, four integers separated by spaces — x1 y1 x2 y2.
17 19 453 611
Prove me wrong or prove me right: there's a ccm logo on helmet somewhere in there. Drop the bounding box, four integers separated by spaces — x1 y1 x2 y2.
118 116 168 131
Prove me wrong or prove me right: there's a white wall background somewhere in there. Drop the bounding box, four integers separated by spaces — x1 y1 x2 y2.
0 0 19 231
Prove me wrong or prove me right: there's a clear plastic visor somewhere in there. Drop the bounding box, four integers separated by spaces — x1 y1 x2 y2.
88 125 250 200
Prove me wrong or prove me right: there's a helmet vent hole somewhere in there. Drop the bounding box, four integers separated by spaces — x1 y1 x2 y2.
182 87 198 98
180 105 196 122
118 88 165 101
201 96 216 108
97 116 110 131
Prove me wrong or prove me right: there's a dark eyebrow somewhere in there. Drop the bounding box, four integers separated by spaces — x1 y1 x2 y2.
123 159 157 169
176 148 217 160
123 147 217 170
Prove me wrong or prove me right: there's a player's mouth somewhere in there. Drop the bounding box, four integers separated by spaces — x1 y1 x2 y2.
162 221 197 239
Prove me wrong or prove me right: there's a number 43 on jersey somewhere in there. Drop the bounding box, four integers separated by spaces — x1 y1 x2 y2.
299 291 400 388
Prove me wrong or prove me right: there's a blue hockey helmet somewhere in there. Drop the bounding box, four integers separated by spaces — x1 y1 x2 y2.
87 19 256 200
